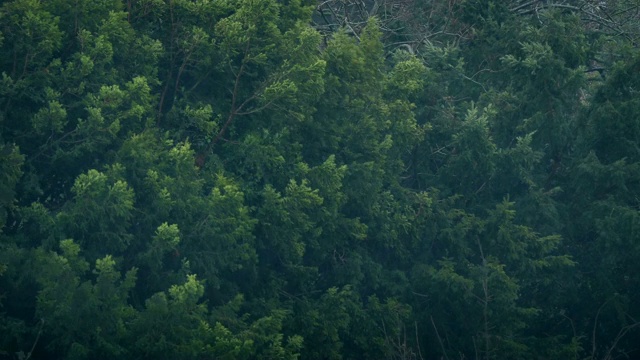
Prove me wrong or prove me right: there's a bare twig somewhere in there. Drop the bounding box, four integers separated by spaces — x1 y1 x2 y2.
602 320 640 360
22 318 45 360
415 321 424 360
431 315 450 360
591 296 616 359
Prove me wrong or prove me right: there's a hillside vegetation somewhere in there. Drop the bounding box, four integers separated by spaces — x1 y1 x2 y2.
1 0 640 359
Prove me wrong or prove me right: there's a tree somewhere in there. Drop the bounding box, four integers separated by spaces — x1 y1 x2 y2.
563 53 640 359
3 0 640 358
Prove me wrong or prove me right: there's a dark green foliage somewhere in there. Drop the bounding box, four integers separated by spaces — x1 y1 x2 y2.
1 0 640 359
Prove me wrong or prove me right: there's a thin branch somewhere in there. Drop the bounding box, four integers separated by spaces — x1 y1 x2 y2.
510 0 542 13
591 296 617 359
431 315 451 360
459 72 488 93
516 3 580 15
24 318 45 360
602 320 640 360
560 312 577 339
415 321 424 360
157 0 177 120
200 41 251 161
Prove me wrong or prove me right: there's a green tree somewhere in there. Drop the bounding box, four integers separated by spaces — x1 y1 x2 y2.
34 241 136 359
563 53 640 358
0 142 23 232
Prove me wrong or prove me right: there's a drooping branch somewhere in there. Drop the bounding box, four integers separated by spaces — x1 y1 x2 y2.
195 43 250 168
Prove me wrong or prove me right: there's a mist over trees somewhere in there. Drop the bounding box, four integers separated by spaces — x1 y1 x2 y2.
1 0 640 359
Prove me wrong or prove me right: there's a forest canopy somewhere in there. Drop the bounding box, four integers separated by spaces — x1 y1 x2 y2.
1 0 640 359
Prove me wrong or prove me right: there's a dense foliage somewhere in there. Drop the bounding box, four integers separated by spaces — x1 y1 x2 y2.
1 0 639 359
